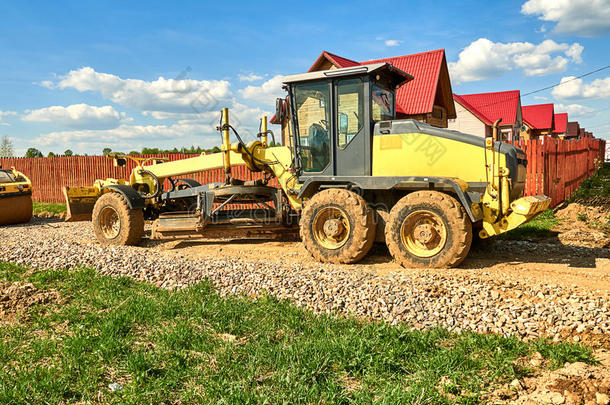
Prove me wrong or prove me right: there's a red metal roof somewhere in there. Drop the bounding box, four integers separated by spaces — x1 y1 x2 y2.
522 103 554 130
361 50 447 115
308 51 359 72
453 90 520 126
309 49 452 116
552 112 568 134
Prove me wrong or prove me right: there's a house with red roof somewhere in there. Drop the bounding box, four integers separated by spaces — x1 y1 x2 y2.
567 121 580 139
521 104 555 140
552 112 568 138
448 90 522 141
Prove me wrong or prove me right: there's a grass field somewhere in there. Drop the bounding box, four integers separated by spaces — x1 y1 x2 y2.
32 202 66 215
569 162 610 200
0 261 594 404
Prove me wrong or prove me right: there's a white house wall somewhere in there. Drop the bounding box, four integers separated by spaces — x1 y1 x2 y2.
447 101 486 138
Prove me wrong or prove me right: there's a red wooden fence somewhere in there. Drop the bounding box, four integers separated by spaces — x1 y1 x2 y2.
511 136 606 207
0 136 605 207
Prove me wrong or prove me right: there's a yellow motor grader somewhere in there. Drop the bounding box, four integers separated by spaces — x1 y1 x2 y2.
0 167 33 225
65 63 549 268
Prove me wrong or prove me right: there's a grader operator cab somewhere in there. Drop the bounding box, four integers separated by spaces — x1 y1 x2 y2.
64 62 550 268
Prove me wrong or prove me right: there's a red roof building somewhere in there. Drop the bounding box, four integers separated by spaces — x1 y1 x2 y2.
449 90 522 141
566 121 580 139
552 113 568 137
521 104 555 139
309 51 360 71
309 49 456 127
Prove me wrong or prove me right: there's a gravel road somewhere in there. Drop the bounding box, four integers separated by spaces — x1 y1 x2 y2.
1 217 609 344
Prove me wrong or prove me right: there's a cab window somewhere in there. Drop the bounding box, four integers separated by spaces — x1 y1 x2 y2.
293 81 331 172
336 78 364 149
372 84 394 121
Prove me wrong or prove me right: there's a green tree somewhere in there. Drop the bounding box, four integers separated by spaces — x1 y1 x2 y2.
25 148 43 158
211 146 221 153
0 136 14 157
102 147 112 155
47 152 56 157
141 147 160 155
64 149 73 157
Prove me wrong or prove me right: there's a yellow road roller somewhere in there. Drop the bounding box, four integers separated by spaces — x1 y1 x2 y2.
0 167 33 225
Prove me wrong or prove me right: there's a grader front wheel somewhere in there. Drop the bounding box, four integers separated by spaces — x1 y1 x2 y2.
300 189 375 264
385 191 472 268
92 192 144 246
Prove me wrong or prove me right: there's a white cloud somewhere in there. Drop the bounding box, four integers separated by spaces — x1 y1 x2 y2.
32 102 274 153
565 43 584 63
33 122 219 152
554 103 596 118
239 75 286 106
384 39 401 47
552 76 610 100
238 73 264 82
449 38 583 84
521 0 610 36
22 104 130 129
0 110 16 126
43 67 233 114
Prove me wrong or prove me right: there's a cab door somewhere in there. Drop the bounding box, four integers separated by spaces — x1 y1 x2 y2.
333 77 371 176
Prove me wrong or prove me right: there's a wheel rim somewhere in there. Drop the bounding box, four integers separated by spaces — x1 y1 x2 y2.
312 206 351 250
99 206 121 239
400 210 447 258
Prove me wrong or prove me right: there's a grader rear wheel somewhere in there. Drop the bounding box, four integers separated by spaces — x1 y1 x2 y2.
385 191 472 268
92 192 144 246
300 189 375 264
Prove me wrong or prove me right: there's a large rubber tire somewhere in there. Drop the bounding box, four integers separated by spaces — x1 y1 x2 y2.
385 191 472 269
92 192 144 246
300 189 375 264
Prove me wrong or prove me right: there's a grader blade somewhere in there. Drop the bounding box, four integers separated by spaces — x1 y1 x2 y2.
63 186 100 222
480 195 551 239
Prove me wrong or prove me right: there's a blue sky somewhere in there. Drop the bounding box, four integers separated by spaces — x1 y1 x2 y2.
1 0 609 155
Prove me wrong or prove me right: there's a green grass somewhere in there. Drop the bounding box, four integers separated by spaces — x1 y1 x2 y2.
569 162 610 200
32 202 66 214
500 209 561 240
0 261 595 404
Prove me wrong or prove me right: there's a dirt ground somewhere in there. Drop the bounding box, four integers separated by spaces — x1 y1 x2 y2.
488 349 610 404
0 280 61 325
149 201 610 296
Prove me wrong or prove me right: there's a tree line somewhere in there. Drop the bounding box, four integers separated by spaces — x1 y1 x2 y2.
0 136 279 158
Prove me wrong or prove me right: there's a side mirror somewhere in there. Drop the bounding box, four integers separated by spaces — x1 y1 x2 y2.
275 98 284 123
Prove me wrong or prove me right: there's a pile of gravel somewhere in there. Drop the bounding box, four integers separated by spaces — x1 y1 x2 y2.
1 218 608 340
